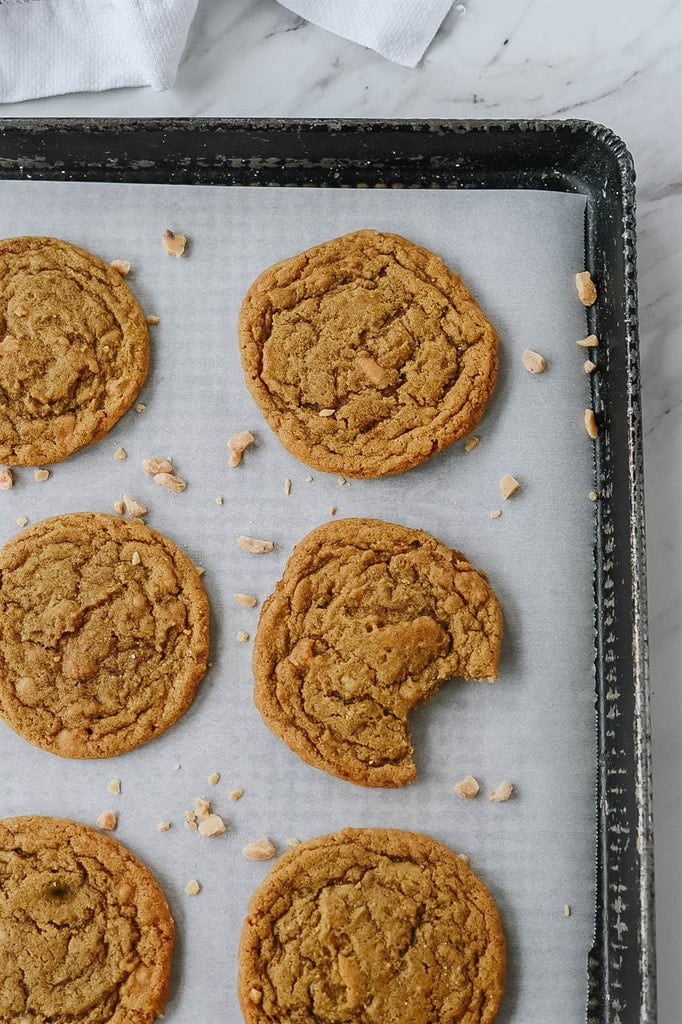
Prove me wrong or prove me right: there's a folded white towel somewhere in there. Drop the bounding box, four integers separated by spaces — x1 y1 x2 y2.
0 0 454 104
278 0 454 68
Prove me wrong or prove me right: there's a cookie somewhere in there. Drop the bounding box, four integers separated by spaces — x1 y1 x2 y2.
0 815 174 1024
238 230 498 478
0 236 149 465
238 827 506 1024
0 512 209 758
253 518 502 786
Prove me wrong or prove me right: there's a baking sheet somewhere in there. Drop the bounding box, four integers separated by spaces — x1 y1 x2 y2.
0 180 595 1023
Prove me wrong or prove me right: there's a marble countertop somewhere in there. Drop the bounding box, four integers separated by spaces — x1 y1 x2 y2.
1 0 680 1018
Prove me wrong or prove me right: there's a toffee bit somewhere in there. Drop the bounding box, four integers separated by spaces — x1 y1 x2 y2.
575 271 597 306
521 349 546 374
107 778 121 795
584 409 599 439
142 457 173 476
464 436 479 452
228 430 255 467
488 781 514 803
305 476 313 483
338 476 346 486
154 472 186 492
123 496 147 518
489 509 502 520
131 551 141 566
228 788 243 801
584 359 597 374
499 474 520 500
163 229 188 257
318 408 335 417
238 535 274 554
184 819 198 831
194 798 211 820
110 259 131 276
249 989 263 1005
215 496 224 506
564 904 572 917
113 500 125 515
237 630 250 642
198 814 227 838
576 334 599 349
135 403 146 413
157 821 171 832
34 468 50 482
235 593 257 608
242 838 276 861
97 811 117 831
113 448 127 461
207 772 220 785
195 566 205 576
185 879 201 896
453 775 480 799
16 516 28 527
588 490 598 502
284 478 292 496
0 468 15 490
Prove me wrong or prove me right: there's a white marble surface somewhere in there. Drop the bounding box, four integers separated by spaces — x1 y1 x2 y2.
1 0 680 1019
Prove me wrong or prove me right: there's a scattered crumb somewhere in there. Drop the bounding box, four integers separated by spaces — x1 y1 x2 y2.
249 989 263 1006
228 788 243 801
198 813 227 838
163 229 187 257
215 496 224 506
142 456 173 476
457 853 470 865
489 781 514 803
113 448 127 461
173 763 181 771
489 509 502 520
97 811 117 831
107 778 121 795
113 500 125 515
499 474 520 500
584 359 597 374
318 408 335 417
584 408 599 439
453 775 480 799
242 838 276 861
238 535 275 554
110 259 130 276
285 838 301 847
589 490 598 501
0 468 14 490
184 819 198 831
185 879 201 896
575 271 597 306
185 810 197 823
337 476 346 486
521 349 546 374
564 904 572 917
146 314 160 325
194 798 211 820
329 506 337 516
34 468 50 482
157 821 171 832
123 496 147 518
135 403 146 413
284 478 292 495
237 630 250 642
576 334 599 349
154 472 186 492
207 772 220 785
195 566 205 576
464 436 479 452
228 430 255 467
16 516 28 527
305 476 313 483
235 593 257 608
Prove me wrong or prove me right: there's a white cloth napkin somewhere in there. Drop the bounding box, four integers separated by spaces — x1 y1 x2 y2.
278 0 454 68
0 0 453 104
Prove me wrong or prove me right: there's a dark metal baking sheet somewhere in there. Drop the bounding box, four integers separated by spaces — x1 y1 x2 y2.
0 118 654 1024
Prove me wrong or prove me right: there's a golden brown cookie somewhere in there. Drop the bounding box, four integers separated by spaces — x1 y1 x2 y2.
253 518 502 786
0 512 209 758
0 236 149 465
238 230 498 478
0 815 174 1024
238 827 506 1024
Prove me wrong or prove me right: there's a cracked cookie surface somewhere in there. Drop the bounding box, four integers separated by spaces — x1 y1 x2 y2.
238 827 506 1024
238 230 498 478
0 815 174 1024
0 513 209 758
0 236 149 465
253 518 502 787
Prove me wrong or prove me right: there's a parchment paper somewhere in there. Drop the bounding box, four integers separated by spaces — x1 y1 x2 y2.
0 180 596 1024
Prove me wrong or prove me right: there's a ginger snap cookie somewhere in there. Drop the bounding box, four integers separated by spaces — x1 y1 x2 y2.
253 518 502 786
238 827 506 1024
0 236 149 465
238 230 498 478
0 815 174 1024
0 512 209 758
